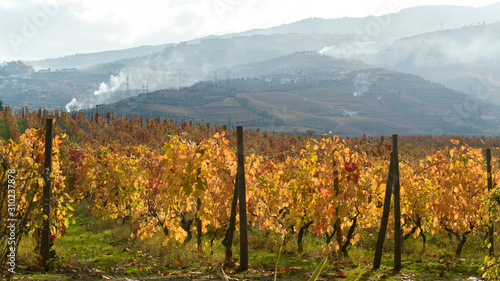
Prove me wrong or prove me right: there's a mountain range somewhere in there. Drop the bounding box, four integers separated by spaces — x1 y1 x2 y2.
2 4 500 135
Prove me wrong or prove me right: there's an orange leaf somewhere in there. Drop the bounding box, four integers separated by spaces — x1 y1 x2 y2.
320 188 329 198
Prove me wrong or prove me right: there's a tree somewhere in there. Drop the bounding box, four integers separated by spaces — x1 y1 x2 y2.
0 99 3 111
0 61 34 76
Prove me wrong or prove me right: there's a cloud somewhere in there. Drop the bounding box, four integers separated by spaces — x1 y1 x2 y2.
0 0 20 9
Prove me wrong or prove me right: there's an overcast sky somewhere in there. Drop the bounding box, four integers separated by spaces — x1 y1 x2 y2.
1 0 499 62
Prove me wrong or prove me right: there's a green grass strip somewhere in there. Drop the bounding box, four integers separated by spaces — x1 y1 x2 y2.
0 118 10 140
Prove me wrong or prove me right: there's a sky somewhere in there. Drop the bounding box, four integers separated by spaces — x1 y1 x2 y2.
1 0 499 62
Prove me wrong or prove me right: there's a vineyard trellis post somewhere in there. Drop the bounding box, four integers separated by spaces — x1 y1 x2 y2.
41 118 53 271
373 134 401 270
487 148 494 257
333 152 342 257
222 175 238 264
196 198 202 252
393 134 401 270
237 126 249 270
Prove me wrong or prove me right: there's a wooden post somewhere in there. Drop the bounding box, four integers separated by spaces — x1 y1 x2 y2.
196 198 202 252
236 126 248 270
41 119 53 271
333 153 342 257
487 149 494 257
223 176 239 264
373 143 395 270
393 134 401 270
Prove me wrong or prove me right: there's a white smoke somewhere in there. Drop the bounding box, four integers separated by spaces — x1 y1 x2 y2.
319 41 380 62
64 69 132 112
94 72 126 96
65 98 81 112
63 42 227 112
353 72 370 96
65 98 95 112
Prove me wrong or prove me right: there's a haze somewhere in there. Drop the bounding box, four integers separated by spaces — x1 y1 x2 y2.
1 0 499 62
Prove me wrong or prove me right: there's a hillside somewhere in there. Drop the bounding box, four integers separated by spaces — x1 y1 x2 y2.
1 4 498 133
228 4 500 40
320 22 500 104
20 4 500 72
26 44 170 70
218 51 369 79
85 58 500 136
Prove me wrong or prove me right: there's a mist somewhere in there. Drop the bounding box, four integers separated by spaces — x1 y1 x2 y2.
318 22 500 104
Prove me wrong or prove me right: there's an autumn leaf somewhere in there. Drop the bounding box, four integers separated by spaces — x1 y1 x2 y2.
320 188 329 198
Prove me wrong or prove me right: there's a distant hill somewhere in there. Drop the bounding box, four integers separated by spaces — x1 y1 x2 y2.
356 22 500 104
217 51 369 79
76 33 356 94
6 3 500 131
87 54 500 136
24 4 500 72
224 4 500 41
26 44 170 70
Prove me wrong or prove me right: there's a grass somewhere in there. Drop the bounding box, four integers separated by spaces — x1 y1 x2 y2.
17 119 28 135
0 118 10 140
4 201 488 280
0 118 29 141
